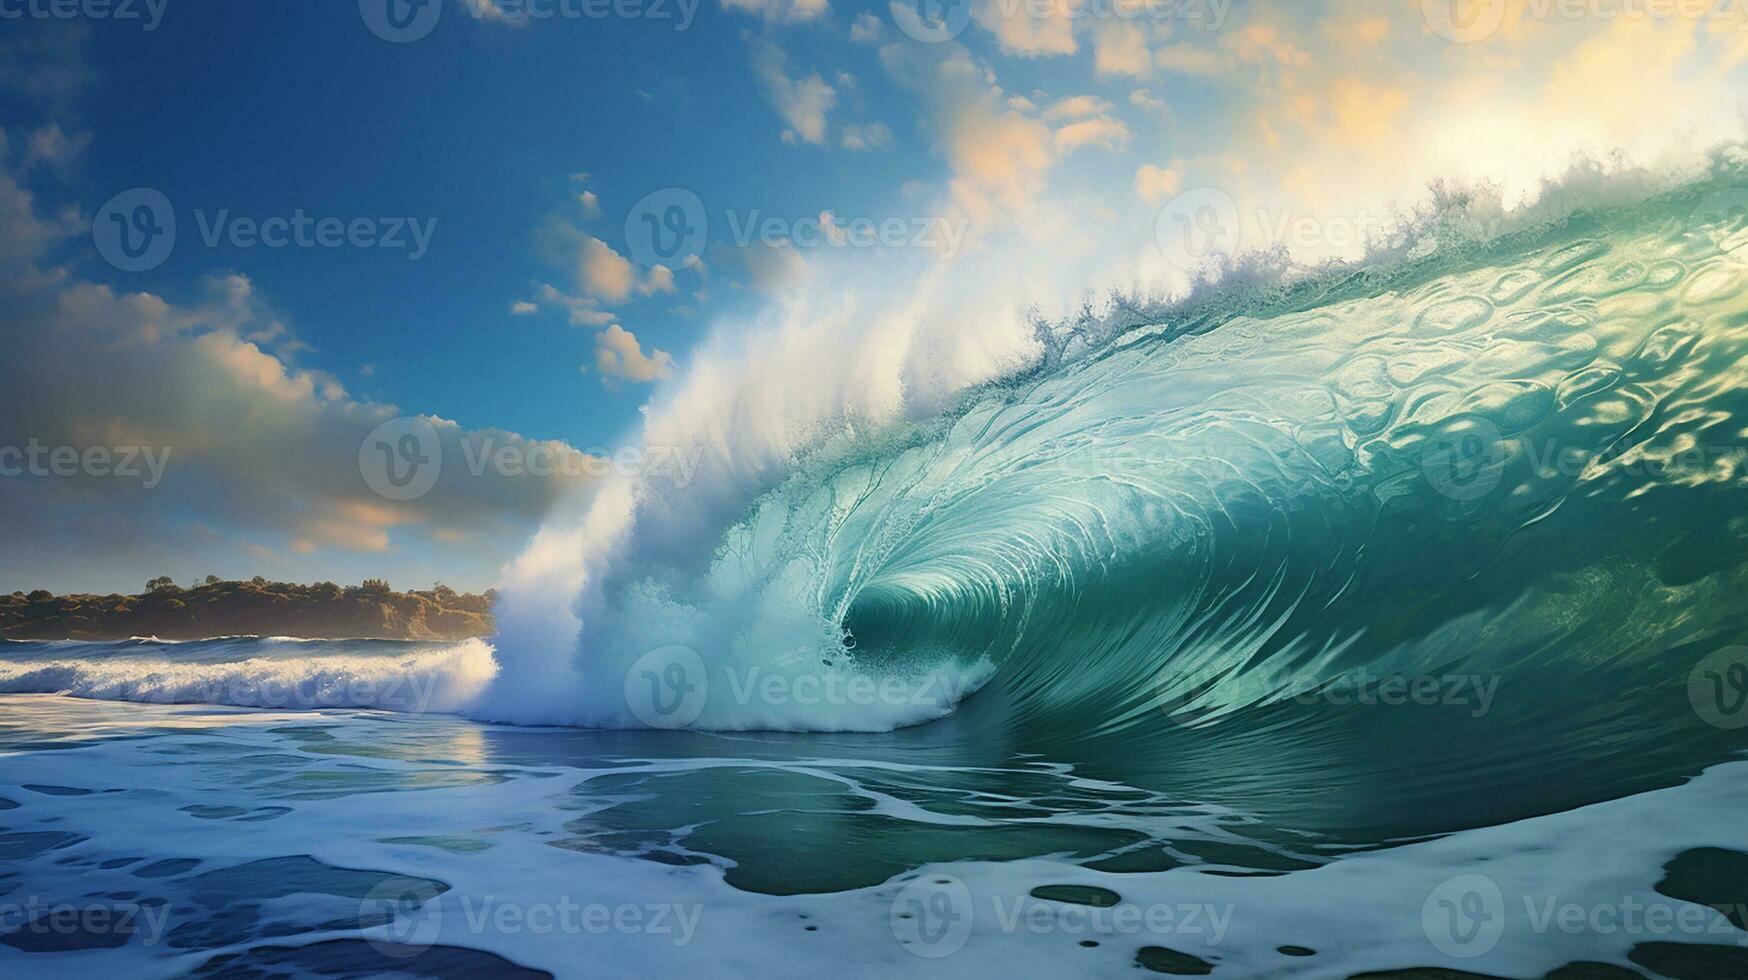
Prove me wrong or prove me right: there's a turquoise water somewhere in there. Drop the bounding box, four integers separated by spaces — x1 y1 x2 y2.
4 167 1748 975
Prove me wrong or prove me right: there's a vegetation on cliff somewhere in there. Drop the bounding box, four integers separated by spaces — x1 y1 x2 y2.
1 577 496 641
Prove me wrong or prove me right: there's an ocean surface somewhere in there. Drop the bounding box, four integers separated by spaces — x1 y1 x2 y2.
4 166 1748 976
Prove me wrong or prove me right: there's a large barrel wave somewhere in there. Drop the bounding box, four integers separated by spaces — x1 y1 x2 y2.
469 157 1748 837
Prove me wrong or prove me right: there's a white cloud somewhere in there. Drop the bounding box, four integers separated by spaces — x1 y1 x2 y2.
1042 95 1112 121
20 123 87 172
0 265 595 587
1133 162 1182 204
1091 21 1152 77
510 300 538 315
0 131 80 280
973 0 1077 56
1054 116 1130 153
1130 88 1167 112
749 38 837 146
1225 22 1311 67
579 236 637 302
721 0 828 23
849 11 883 42
880 44 1056 220
1155 42 1230 76
640 264 677 296
591 324 675 387
840 121 893 150
534 282 616 326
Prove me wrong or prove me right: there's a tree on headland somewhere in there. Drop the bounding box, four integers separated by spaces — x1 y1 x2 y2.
204 575 221 586
4 578 496 641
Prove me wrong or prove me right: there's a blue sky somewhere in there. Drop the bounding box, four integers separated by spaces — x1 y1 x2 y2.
2 0 1744 593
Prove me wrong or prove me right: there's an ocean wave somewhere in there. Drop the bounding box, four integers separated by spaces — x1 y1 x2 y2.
0 638 498 714
472 147 1748 749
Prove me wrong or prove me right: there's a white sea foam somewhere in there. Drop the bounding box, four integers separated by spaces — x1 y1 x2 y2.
0 697 1743 979
0 639 498 714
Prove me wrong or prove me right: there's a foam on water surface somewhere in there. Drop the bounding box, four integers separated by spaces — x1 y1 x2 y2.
1 696 1744 978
